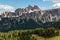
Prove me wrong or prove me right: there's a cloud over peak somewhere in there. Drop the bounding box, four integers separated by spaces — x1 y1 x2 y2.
53 3 60 8
0 5 14 11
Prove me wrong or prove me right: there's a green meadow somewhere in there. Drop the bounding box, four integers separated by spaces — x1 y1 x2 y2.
0 27 59 40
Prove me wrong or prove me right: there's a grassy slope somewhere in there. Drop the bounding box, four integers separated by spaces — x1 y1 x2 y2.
32 34 60 40
0 30 60 40
32 30 60 40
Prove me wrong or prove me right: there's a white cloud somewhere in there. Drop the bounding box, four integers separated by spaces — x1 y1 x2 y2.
52 3 60 8
43 0 60 3
0 5 14 11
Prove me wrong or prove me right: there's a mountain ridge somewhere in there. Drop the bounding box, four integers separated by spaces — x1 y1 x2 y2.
0 5 60 23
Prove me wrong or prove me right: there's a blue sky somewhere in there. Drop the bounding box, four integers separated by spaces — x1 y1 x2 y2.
0 0 60 12
0 0 53 9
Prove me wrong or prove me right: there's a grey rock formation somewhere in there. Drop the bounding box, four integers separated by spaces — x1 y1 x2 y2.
1 5 60 22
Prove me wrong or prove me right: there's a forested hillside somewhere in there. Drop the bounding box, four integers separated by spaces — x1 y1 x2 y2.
0 18 60 32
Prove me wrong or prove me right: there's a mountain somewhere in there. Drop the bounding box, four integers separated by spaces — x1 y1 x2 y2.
1 5 60 23
41 8 60 22
0 5 60 31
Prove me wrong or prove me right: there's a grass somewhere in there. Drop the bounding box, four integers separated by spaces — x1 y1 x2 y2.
32 30 60 40
32 34 60 40
0 28 59 40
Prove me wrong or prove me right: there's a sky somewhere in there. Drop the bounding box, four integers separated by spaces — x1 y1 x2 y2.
0 0 60 12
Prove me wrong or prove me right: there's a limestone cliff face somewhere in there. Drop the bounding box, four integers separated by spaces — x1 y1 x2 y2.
39 8 60 22
43 8 60 16
1 5 60 22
